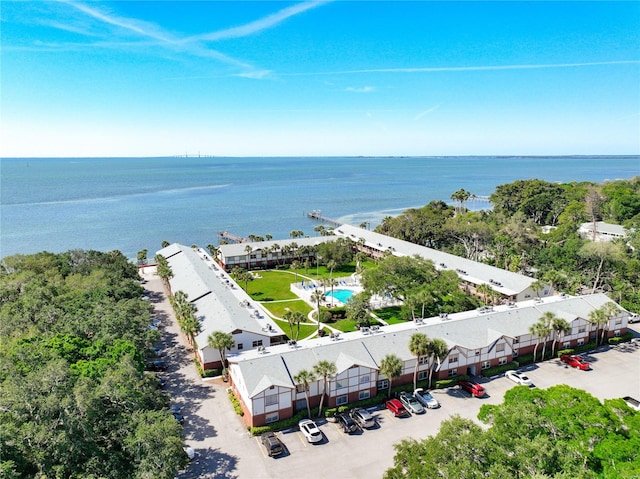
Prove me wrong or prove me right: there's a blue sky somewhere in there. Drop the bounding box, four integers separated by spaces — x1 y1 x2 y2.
2 1 639 157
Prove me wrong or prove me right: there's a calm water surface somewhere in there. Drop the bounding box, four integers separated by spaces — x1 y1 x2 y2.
1 156 638 259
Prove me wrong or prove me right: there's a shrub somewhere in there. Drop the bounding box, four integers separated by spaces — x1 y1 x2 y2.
227 388 244 416
608 332 634 345
481 362 518 378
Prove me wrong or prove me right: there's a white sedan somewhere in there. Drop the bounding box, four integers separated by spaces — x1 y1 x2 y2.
505 370 534 387
298 419 323 443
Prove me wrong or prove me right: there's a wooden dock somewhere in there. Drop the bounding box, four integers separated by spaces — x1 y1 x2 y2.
307 210 342 227
218 231 247 244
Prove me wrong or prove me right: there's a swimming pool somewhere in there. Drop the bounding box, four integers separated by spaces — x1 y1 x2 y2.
325 289 355 303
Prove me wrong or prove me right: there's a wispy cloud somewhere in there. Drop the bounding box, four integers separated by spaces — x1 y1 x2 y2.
42 1 333 78
190 1 332 42
64 0 175 43
284 60 640 76
415 104 440 120
345 86 375 93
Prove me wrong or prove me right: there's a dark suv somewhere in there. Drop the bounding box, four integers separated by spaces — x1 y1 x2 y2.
260 432 284 457
335 411 358 433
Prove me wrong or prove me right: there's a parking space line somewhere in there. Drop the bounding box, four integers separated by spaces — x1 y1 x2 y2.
296 431 308 447
254 437 267 458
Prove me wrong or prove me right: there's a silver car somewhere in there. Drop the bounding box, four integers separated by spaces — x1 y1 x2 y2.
399 392 425 414
414 388 440 408
350 407 376 429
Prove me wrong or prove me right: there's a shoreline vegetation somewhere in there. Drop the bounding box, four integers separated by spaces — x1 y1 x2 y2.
1 176 639 478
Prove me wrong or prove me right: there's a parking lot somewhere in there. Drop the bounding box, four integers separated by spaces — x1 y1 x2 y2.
143 272 640 479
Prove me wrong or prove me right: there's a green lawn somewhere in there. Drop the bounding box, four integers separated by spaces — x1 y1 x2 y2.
239 265 391 336
373 306 409 325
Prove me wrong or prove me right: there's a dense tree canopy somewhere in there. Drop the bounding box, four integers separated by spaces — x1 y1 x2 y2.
374 177 640 312
0 250 187 478
385 385 640 478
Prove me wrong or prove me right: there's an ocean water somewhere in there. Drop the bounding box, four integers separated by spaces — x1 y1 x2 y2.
1 156 638 260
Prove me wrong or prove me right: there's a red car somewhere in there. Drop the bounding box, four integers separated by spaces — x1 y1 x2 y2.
386 399 410 417
560 354 590 370
459 380 486 397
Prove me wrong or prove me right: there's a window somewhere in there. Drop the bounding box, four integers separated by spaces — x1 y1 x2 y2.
377 379 389 390
336 395 348 406
265 394 278 406
563 342 570 349
418 371 428 381
578 339 585 346
514 337 520 344
252 340 263 348
336 380 346 390
482 361 491 370
498 357 507 366
265 412 279 424
513 350 519 358
449 355 458 364
358 390 370 400
448 368 457 378
615 318 622 325
418 356 429 365
360 375 370 384
496 343 505 352
614 330 621 337
579 326 586 333
237 343 244 351
295 384 306 394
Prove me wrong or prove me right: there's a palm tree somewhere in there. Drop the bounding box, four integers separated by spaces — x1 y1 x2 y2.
327 260 337 280
310 289 325 335
181 314 201 348
292 311 305 341
283 310 296 339
290 260 302 284
244 244 253 270
588 302 619 345
206 244 219 259
313 360 336 418
379 354 403 398
207 330 235 371
328 278 338 304
476 283 492 305
161 240 170 248
136 249 148 265
550 316 572 357
427 338 448 389
450 188 471 214
538 312 554 361
408 333 429 390
293 369 317 419
529 322 545 362
530 279 546 299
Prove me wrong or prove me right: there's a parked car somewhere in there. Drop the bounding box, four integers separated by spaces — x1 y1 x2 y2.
298 419 323 443
183 445 195 461
349 407 376 429
560 354 590 370
628 313 639 324
623 396 640 411
414 388 440 408
459 379 486 397
145 360 167 372
399 392 425 414
505 370 534 387
260 432 285 457
172 411 185 425
335 411 358 433
385 398 410 417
